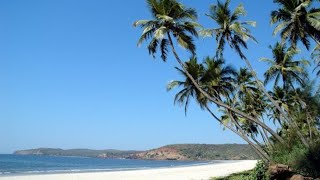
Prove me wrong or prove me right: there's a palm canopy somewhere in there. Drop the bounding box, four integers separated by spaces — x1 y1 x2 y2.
236 71 267 120
271 0 320 50
220 98 259 137
167 56 236 114
200 57 237 100
200 0 257 59
167 57 204 114
235 68 259 101
262 42 309 90
134 0 199 61
267 86 292 125
295 84 320 126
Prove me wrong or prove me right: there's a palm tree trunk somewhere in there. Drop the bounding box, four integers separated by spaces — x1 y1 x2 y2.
259 130 273 152
259 126 273 150
205 106 270 162
259 129 267 145
242 56 309 147
226 111 271 161
228 113 264 148
257 119 268 146
251 135 264 149
306 114 313 141
166 32 285 144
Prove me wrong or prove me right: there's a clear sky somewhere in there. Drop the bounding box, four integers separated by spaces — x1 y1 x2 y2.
0 0 317 153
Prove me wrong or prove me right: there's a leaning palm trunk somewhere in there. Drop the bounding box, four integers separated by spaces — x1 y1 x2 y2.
251 135 265 149
205 106 270 162
166 32 285 144
242 56 309 147
229 113 266 148
226 111 271 162
225 122 270 162
260 127 273 151
306 113 313 141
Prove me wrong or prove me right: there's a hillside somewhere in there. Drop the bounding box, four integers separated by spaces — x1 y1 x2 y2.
132 144 258 160
14 144 259 160
14 148 140 159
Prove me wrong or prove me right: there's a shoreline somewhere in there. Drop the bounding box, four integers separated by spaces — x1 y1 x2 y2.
0 160 257 180
0 160 227 176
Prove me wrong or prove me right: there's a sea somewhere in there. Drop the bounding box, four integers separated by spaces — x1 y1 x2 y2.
0 154 219 176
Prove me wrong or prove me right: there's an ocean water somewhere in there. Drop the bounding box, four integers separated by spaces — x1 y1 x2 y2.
0 155 215 175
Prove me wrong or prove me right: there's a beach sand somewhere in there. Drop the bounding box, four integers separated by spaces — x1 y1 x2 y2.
0 160 257 180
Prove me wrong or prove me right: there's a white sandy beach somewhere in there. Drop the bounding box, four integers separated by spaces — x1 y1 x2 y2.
0 160 257 180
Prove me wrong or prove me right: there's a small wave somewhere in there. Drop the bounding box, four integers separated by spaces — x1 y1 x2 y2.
5 167 152 175
0 172 11 175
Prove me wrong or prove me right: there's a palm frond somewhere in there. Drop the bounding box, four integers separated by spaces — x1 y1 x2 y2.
160 39 169 61
167 80 184 91
147 38 159 58
135 0 199 61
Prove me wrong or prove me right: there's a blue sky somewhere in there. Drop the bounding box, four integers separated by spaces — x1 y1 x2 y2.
0 0 317 153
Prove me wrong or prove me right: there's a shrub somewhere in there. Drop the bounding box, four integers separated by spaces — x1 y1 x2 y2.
211 170 252 180
270 140 320 178
293 142 320 177
270 142 307 166
250 161 268 180
211 161 268 180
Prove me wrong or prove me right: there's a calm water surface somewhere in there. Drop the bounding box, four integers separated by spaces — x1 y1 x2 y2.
0 154 219 175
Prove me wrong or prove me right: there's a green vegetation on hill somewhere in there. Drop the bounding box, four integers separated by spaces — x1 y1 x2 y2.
165 144 259 160
14 144 258 160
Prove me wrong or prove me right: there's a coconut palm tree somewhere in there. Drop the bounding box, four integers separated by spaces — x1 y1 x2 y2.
262 42 309 90
293 84 320 140
267 85 315 139
235 69 267 124
212 110 271 162
200 0 257 59
167 57 204 114
261 42 310 146
200 0 295 117
269 84 320 141
167 57 270 161
200 57 237 101
133 0 198 62
236 68 259 102
268 87 291 126
135 0 284 143
199 0 289 144
271 0 320 49
220 98 271 161
167 56 236 113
